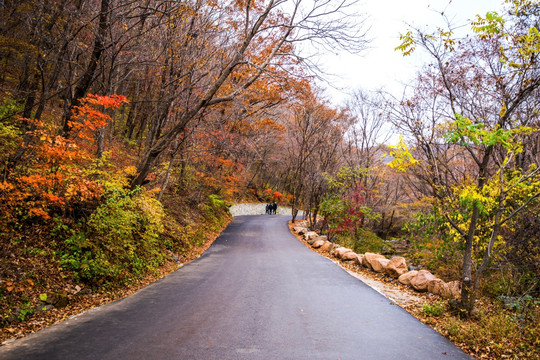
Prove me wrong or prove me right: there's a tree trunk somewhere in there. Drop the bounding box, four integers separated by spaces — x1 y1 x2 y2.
460 204 479 313
158 156 174 201
62 0 110 136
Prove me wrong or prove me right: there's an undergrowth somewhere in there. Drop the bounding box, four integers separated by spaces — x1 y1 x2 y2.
419 299 539 359
332 228 387 254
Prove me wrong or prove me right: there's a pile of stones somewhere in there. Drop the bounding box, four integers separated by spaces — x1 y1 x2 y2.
293 223 462 300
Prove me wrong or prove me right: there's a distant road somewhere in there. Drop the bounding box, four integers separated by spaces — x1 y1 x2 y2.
229 203 303 217
0 215 471 359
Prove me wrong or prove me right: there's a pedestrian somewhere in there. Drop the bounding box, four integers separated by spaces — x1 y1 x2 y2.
272 201 277 215
265 203 270 214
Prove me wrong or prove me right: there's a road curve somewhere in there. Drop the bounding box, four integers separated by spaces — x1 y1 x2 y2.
0 215 472 359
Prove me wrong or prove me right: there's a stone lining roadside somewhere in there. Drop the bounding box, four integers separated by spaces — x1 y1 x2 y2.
291 220 462 300
288 220 448 310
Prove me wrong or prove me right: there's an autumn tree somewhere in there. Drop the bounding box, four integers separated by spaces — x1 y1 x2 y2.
341 89 409 237
128 0 368 189
266 87 351 224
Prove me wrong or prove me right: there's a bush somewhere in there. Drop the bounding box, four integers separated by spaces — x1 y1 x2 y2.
423 301 445 317
60 187 166 286
200 194 229 230
331 228 386 254
0 96 22 156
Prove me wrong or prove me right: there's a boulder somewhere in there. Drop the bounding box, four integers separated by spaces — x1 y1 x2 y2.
354 254 365 266
319 241 333 252
410 270 438 292
440 281 462 300
311 239 325 248
427 278 446 295
334 247 353 259
293 226 306 235
371 258 390 272
306 237 317 245
329 246 340 256
303 231 318 241
362 252 386 270
385 256 408 278
341 251 358 261
326 243 341 254
398 270 419 286
312 235 327 243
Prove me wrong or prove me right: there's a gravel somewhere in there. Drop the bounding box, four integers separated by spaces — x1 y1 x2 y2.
229 203 304 217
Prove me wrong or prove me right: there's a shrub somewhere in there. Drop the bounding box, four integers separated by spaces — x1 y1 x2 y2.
60 188 166 286
423 301 445 317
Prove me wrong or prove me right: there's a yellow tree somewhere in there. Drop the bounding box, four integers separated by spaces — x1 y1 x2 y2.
393 0 540 313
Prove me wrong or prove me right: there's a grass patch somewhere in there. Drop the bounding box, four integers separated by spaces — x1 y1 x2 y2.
333 228 388 254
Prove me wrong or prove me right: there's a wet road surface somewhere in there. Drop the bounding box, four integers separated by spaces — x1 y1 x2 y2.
0 215 472 359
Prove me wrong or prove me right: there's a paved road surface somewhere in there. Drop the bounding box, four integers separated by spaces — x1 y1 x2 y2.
0 215 472 359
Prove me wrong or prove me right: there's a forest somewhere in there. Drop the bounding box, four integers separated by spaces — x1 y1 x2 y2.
0 0 538 358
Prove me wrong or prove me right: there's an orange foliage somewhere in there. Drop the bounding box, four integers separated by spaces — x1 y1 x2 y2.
70 94 128 143
0 94 128 221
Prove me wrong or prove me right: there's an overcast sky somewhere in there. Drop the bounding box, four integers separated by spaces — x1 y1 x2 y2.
318 0 503 104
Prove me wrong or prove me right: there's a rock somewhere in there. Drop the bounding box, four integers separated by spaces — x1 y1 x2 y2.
47 290 69 308
319 241 333 252
334 247 353 259
341 251 358 261
354 254 365 266
440 281 462 299
427 278 446 295
307 237 317 245
329 243 340 252
35 304 54 312
385 256 408 278
312 239 325 248
293 226 307 235
303 231 318 241
410 270 437 292
398 270 419 286
362 252 386 270
371 258 390 272
309 235 326 245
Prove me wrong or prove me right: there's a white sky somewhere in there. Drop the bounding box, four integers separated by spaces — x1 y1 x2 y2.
318 0 503 104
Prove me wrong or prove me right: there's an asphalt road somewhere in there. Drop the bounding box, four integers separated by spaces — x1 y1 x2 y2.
0 215 472 359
